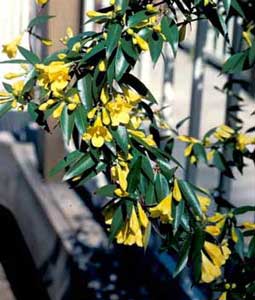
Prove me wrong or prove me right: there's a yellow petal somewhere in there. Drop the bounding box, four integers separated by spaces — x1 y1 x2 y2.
91 135 104 148
53 102 65 118
173 179 182 202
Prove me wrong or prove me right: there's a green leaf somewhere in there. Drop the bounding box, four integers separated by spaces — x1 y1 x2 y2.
231 0 245 18
78 74 93 111
213 151 226 171
249 41 255 66
115 47 129 81
110 125 129 154
161 16 179 56
0 102 12 118
128 10 157 27
127 156 142 193
234 228 244 260
193 143 207 163
18 46 40 65
141 156 154 181
157 159 176 180
74 105 88 134
223 0 231 15
155 173 169 202
116 0 129 11
79 41 105 64
173 200 185 232
28 15 55 29
233 205 255 215
106 23 122 58
248 235 255 259
121 73 157 103
109 204 125 242
49 150 84 177
145 182 155 205
121 37 138 60
96 184 117 197
148 30 163 63
63 154 95 181
60 105 75 143
178 180 203 218
0 59 29 64
173 238 191 277
223 51 248 74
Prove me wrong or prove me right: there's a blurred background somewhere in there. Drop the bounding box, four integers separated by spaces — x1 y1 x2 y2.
0 1 254 300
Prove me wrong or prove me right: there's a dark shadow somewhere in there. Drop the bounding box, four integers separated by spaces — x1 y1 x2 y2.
0 205 51 300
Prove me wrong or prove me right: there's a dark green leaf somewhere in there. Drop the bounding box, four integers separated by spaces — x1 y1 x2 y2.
28 15 55 29
233 205 255 215
111 125 129 154
127 156 142 193
148 30 163 63
178 180 203 218
128 10 157 27
60 105 75 143
161 16 179 56
141 155 154 181
193 143 207 163
106 23 122 58
109 204 125 242
0 59 28 64
155 173 169 202
157 159 176 180
223 51 248 74
173 238 191 277
96 184 117 197
18 46 40 65
115 47 129 81
173 200 185 232
78 74 93 111
74 104 88 134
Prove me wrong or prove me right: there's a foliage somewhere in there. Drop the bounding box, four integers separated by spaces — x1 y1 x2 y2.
1 0 255 299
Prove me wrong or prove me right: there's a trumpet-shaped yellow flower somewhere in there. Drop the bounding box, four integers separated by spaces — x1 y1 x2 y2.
36 61 70 96
100 85 110 104
173 179 182 201
106 95 132 126
53 102 65 119
201 251 221 283
12 80 24 97
41 38 53 46
201 241 231 283
60 27 74 44
111 161 129 191
197 195 211 213
4 72 25 80
208 212 226 229
105 204 149 248
214 125 234 141
2 34 23 58
83 116 112 148
150 193 173 223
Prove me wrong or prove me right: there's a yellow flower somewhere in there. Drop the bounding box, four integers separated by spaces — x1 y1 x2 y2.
128 129 156 147
205 225 221 236
150 193 173 224
122 87 142 105
67 93 80 111
86 10 113 18
178 135 200 158
214 125 234 141
111 161 129 191
173 179 182 201
72 42 81 52
107 205 149 248
57 53 67 60
41 38 53 46
106 95 132 126
2 34 23 58
231 226 238 243
60 27 74 44
208 213 226 229
132 34 149 51
36 0 48 5
201 251 221 283
4 72 25 80
198 195 211 213
82 116 112 148
53 102 65 119
98 59 107 72
204 241 231 267
236 133 255 151
242 221 255 230
12 80 24 97
201 241 231 283
146 4 158 13
36 61 70 96
100 85 110 104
